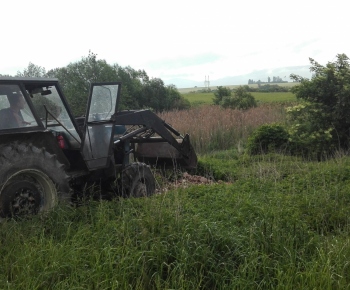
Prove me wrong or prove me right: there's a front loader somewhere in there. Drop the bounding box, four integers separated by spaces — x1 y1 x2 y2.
0 78 197 218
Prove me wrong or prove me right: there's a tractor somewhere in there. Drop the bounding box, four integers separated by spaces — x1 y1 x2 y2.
0 77 197 218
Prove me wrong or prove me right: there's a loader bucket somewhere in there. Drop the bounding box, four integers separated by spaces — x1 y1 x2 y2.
135 139 197 169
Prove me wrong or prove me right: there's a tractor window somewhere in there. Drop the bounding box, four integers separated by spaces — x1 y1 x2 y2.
88 84 119 122
28 85 81 146
0 84 38 130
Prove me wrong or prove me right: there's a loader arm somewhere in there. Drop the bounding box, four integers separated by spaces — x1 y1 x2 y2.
111 110 197 169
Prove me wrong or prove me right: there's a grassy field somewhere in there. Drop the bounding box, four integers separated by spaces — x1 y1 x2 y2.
1 152 350 289
177 82 298 94
251 92 296 103
182 91 296 106
2 100 350 289
181 92 214 105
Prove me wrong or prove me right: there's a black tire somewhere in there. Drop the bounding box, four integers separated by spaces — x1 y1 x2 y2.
121 162 156 198
0 143 70 218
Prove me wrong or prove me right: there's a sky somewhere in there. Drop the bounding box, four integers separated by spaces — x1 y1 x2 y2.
1 0 349 87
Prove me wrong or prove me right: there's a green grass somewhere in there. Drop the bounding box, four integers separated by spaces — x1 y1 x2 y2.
182 91 296 105
181 92 214 105
177 83 298 94
1 152 350 289
252 92 296 103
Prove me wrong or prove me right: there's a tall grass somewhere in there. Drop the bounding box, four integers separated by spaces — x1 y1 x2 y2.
159 104 288 154
1 154 350 289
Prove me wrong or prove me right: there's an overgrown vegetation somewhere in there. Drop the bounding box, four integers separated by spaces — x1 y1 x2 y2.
2 153 350 289
287 54 350 156
246 124 289 155
213 86 257 110
244 54 350 159
159 103 287 154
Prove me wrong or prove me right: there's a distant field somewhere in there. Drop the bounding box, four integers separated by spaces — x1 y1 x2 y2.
177 82 298 94
182 92 213 105
252 92 296 103
182 91 297 105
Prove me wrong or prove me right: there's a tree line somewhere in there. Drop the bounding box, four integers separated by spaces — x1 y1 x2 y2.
248 76 287 85
1 52 190 116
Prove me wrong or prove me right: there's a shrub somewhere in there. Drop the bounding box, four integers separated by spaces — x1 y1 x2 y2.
286 102 335 159
213 86 231 105
221 86 257 110
172 95 191 110
290 53 350 152
246 124 289 155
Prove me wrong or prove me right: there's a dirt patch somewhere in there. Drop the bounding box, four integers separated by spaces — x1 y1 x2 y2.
158 172 231 193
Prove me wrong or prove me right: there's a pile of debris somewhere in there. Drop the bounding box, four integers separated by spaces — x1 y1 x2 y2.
181 172 212 185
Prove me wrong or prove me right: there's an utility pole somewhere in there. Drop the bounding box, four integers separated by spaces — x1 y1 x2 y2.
204 75 210 89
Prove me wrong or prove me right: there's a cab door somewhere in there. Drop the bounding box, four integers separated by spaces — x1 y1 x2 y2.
81 82 121 170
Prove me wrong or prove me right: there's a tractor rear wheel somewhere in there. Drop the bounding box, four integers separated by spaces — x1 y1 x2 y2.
0 143 70 218
121 162 155 198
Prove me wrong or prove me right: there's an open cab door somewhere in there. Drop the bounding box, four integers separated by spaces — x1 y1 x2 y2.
81 82 121 170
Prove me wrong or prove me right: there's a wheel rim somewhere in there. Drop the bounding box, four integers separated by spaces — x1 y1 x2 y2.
133 180 148 197
1 169 57 217
122 163 155 198
8 181 41 216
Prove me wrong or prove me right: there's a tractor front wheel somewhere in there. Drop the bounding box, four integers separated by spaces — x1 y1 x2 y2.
121 162 155 198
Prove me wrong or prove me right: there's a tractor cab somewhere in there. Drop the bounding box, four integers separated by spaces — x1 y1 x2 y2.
0 79 82 145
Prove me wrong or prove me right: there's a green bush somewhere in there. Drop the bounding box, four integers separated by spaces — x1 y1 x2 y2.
290 54 350 153
221 86 257 110
286 102 335 159
213 86 231 105
246 124 290 155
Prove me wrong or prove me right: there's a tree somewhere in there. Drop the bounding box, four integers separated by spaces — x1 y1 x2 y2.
11 52 187 115
112 64 147 110
165 85 191 110
289 53 350 154
16 62 47 77
47 51 118 116
233 86 257 110
219 86 257 110
141 78 168 111
213 86 231 105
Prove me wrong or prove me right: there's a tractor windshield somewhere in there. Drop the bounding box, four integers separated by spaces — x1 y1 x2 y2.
27 85 81 147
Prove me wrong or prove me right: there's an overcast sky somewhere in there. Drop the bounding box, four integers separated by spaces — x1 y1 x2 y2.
1 0 349 86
